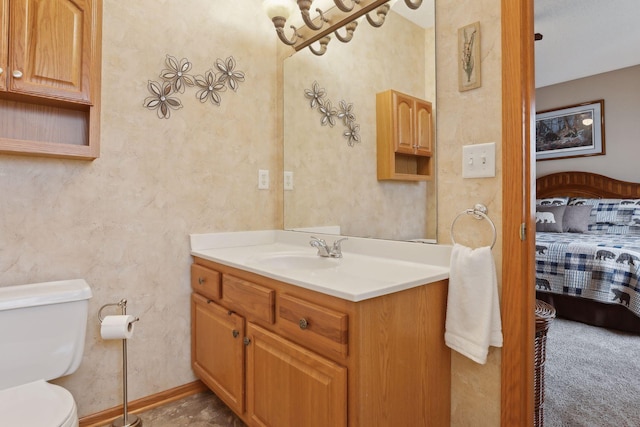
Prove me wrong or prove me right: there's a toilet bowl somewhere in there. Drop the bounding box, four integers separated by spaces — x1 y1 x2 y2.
0 279 92 427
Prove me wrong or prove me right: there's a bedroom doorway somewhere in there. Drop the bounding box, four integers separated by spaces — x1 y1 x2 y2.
530 0 640 425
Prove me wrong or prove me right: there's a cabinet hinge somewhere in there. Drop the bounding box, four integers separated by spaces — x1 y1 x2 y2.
520 223 526 241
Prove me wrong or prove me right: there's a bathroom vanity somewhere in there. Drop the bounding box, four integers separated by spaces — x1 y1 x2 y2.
190 231 451 427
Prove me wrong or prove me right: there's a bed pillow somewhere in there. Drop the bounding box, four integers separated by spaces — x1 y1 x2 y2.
536 205 566 232
562 205 592 233
568 198 640 226
536 197 569 207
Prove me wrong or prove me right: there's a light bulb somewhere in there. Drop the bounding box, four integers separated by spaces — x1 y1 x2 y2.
263 0 295 20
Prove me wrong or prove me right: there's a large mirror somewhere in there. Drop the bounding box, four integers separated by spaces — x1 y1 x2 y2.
283 1 437 241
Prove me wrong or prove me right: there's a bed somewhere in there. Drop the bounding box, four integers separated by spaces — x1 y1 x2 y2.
535 171 640 333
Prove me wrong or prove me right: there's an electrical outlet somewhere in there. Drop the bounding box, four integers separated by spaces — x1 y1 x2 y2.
462 142 496 178
284 171 294 191
258 169 269 189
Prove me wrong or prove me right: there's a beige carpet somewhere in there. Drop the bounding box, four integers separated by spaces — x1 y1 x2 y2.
544 318 640 426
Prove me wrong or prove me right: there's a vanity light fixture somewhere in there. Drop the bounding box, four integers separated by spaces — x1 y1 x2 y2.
263 0 423 56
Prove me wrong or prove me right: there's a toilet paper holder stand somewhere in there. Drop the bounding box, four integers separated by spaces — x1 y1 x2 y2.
98 299 142 427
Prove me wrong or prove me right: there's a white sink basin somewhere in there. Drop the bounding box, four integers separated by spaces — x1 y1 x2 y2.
190 232 451 301
248 252 341 270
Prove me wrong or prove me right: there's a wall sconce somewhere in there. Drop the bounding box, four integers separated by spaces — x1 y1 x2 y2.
263 0 423 56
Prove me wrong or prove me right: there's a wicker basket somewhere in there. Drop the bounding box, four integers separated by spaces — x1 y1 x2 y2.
534 300 556 427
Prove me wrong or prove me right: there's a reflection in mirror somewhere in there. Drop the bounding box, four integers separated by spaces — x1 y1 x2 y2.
283 1 436 241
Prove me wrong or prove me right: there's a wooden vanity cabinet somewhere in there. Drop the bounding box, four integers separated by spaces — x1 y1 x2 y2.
0 0 102 159
191 293 245 414
377 89 433 181
191 256 451 427
246 323 347 427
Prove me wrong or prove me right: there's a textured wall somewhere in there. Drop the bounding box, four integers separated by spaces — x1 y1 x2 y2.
0 0 280 417
436 0 503 425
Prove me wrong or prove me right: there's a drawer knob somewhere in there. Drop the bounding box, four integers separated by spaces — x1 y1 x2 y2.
243 337 251 346
12 70 23 79
232 329 239 338
299 318 309 330
0 67 3 76
198 277 206 285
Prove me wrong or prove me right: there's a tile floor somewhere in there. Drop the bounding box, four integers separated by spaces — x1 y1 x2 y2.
127 390 246 427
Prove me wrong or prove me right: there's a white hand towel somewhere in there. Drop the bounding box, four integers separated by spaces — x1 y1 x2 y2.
445 243 503 364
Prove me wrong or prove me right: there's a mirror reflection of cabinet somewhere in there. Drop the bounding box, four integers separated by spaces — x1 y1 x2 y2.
377 89 433 181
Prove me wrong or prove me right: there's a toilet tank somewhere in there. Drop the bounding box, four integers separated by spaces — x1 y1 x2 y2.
0 279 93 390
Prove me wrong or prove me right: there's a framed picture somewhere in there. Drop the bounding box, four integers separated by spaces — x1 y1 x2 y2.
535 100 605 161
458 22 481 92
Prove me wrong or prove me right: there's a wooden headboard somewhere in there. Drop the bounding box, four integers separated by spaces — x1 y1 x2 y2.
536 171 640 199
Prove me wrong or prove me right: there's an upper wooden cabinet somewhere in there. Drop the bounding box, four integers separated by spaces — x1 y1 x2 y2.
377 89 433 181
2 0 95 103
0 0 101 159
0 0 7 92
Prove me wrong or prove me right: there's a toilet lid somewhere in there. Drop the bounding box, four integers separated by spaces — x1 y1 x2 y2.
0 380 77 427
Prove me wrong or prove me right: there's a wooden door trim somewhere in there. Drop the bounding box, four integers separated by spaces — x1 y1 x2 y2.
501 0 536 425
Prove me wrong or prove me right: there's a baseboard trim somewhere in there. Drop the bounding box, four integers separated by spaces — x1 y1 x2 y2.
79 380 208 427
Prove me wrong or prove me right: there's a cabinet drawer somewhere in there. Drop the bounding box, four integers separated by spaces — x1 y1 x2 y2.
222 275 275 324
278 294 348 358
191 264 221 300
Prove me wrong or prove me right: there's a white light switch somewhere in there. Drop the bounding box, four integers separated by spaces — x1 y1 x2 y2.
284 171 294 191
462 142 496 178
258 169 269 189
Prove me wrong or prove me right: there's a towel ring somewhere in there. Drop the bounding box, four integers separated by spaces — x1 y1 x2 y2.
450 204 497 249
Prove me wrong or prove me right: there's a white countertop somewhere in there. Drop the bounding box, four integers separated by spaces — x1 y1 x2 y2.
190 230 451 302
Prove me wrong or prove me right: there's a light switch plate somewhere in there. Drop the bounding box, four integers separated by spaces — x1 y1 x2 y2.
462 142 496 178
284 171 294 191
258 169 269 189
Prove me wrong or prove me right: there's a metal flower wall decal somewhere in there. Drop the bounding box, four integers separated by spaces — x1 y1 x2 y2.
143 54 245 119
304 81 360 147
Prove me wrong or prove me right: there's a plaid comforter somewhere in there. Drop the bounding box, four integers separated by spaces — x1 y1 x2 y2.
536 232 640 318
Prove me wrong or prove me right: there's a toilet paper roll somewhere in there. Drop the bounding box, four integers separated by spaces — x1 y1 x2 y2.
100 315 136 340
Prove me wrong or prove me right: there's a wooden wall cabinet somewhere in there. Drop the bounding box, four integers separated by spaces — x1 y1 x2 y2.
377 89 433 181
191 257 451 427
0 0 102 159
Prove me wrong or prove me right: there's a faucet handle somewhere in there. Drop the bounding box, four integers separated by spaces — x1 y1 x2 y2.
330 237 348 257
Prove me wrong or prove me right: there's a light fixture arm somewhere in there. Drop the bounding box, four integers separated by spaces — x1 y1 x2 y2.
334 20 358 43
333 0 361 12
366 3 390 28
298 0 329 31
271 16 301 46
309 36 331 56
403 0 423 10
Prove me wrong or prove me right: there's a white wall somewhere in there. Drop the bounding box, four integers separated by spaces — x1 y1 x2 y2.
536 64 640 182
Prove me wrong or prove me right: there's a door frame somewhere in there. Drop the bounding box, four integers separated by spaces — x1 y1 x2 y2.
500 0 536 425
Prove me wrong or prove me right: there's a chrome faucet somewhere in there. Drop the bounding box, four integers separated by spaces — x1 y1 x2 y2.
310 236 348 258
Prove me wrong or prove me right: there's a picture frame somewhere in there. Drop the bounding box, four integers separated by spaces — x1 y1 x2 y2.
458 22 481 92
535 100 605 161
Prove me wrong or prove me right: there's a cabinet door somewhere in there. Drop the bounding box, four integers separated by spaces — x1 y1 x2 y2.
8 0 93 103
246 323 347 427
393 92 415 155
414 99 433 156
191 293 245 414
0 0 7 91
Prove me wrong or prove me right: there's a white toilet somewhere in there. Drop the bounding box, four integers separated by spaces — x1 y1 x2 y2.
0 279 93 427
